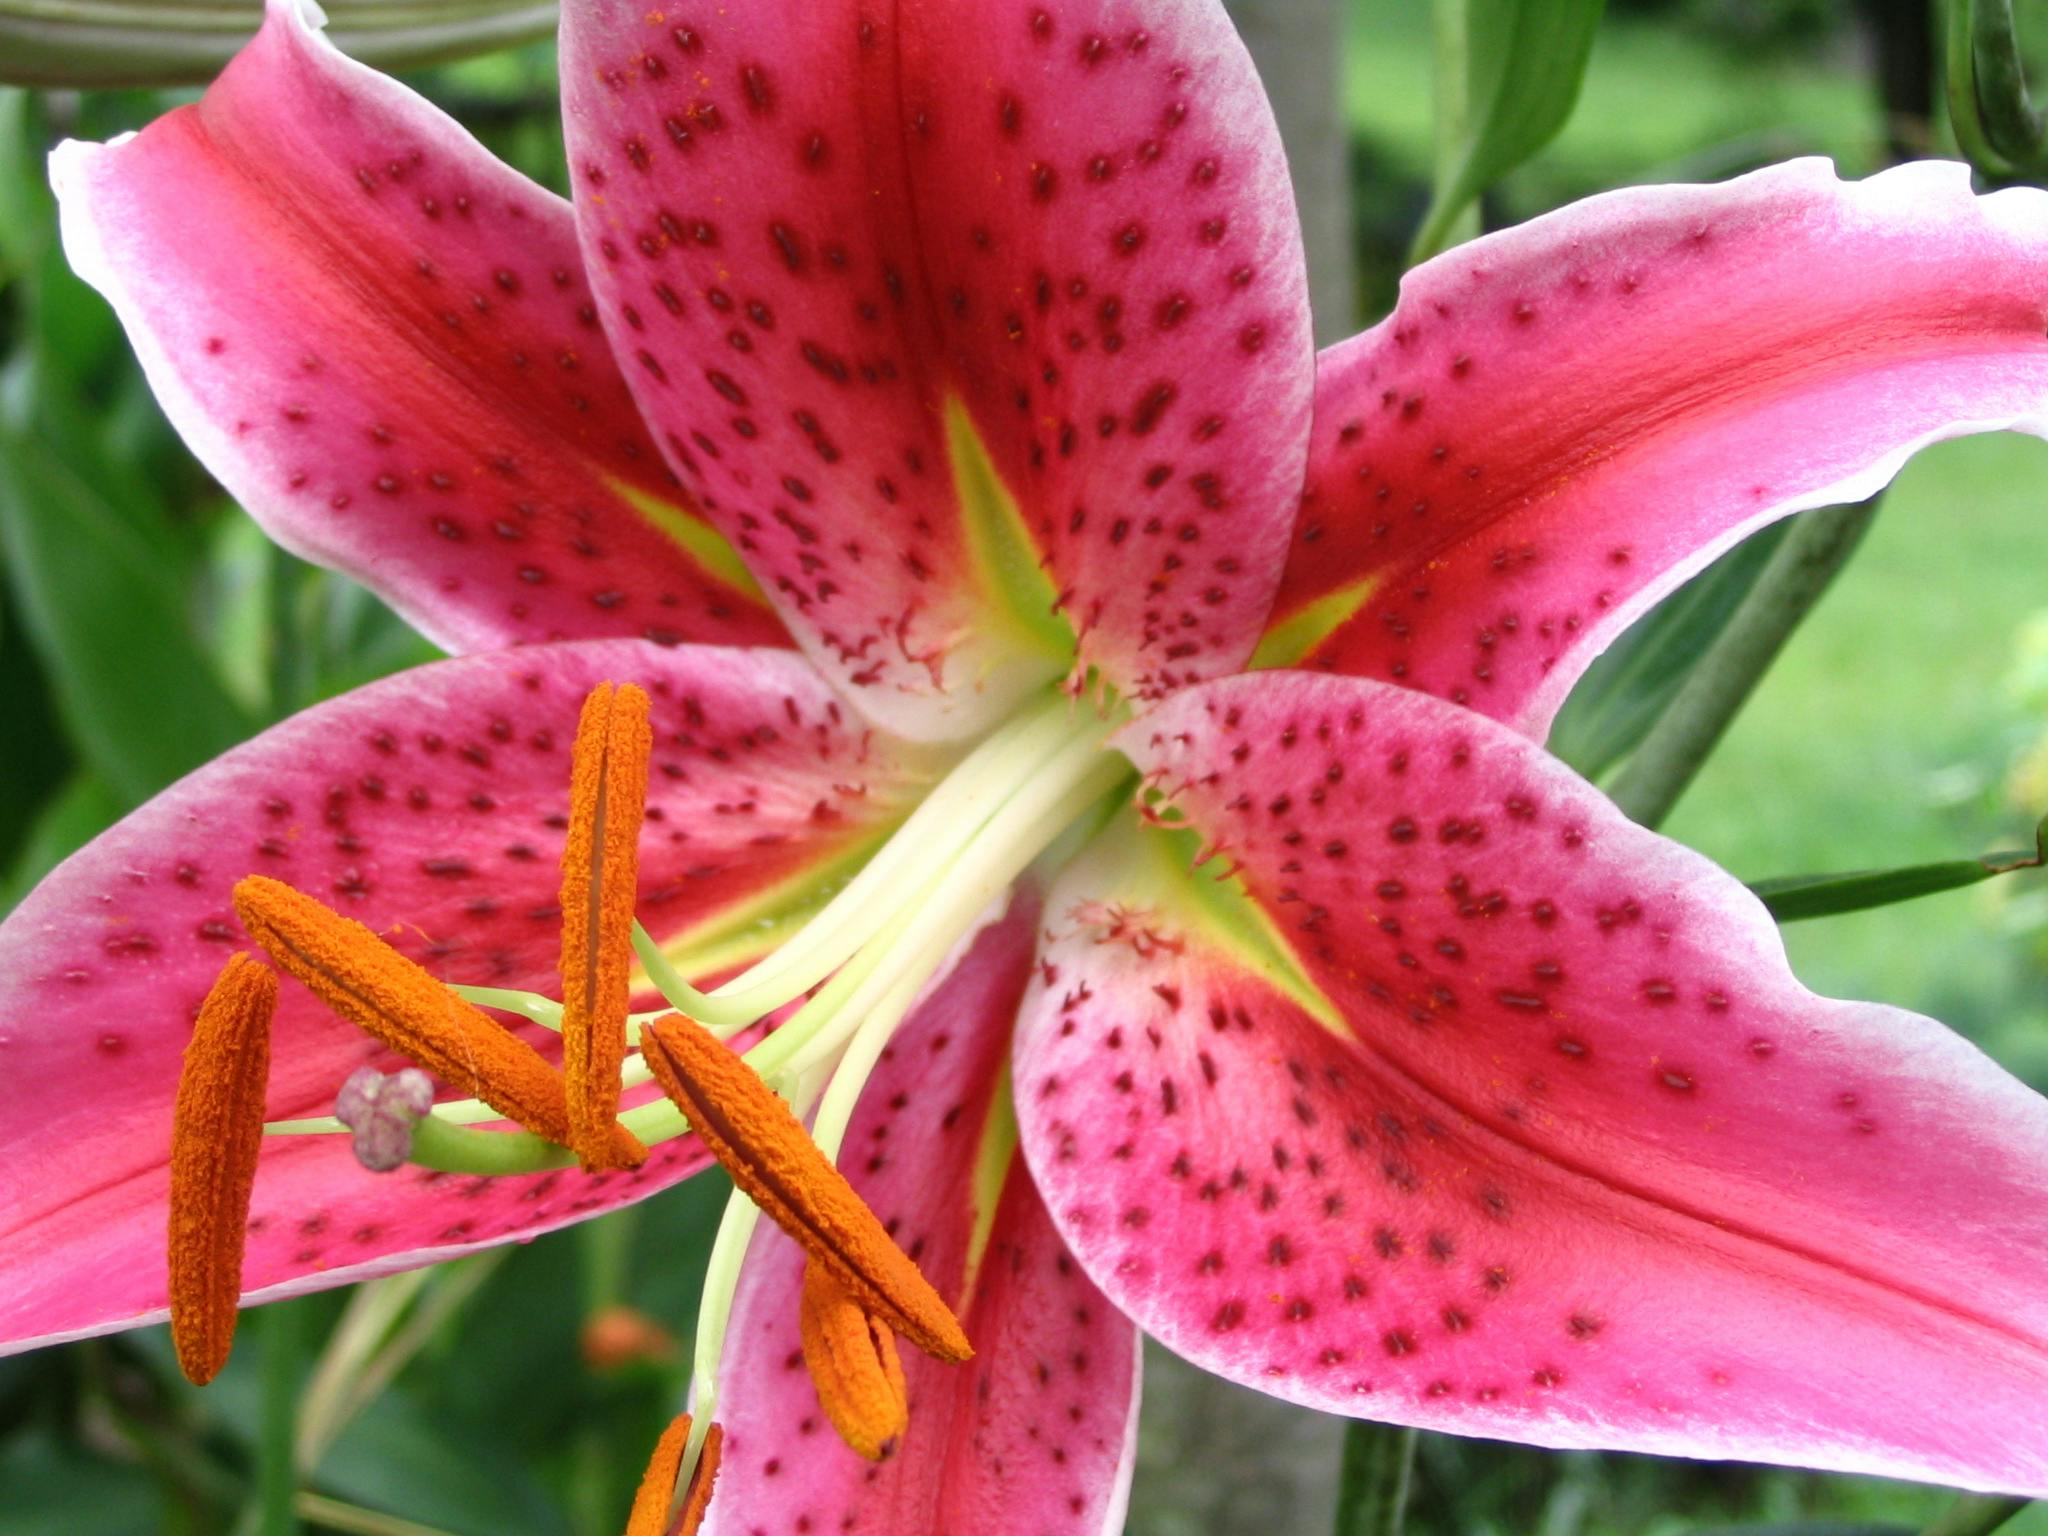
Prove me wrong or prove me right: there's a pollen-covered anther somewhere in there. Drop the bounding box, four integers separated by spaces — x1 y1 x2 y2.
560 680 654 1171
799 1261 911 1461
624 1412 722 1536
168 952 276 1386
640 1013 973 1363
233 875 644 1166
334 1065 434 1172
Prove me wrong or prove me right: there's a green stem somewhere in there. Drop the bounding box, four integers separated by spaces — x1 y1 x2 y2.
255 1303 305 1536
1408 0 1483 265
1332 1421 1417 1536
1969 0 2046 168
295 1273 428 1472
1948 0 2017 174
1607 498 1878 829
294 1492 463 1536
580 1206 638 1314
1921 1494 2031 1536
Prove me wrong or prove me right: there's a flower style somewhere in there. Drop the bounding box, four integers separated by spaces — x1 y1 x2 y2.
9 0 2048 1527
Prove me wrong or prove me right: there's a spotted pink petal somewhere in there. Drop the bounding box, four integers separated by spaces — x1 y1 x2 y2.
560 0 1312 741
50 0 786 656
0 640 929 1354
1264 159 2048 737
709 889 1139 1536
1014 672 2048 1493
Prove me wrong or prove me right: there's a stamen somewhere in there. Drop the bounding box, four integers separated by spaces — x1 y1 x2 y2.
640 1013 971 1363
233 875 645 1166
560 681 653 1170
799 1262 909 1461
625 1412 722 1536
169 953 276 1385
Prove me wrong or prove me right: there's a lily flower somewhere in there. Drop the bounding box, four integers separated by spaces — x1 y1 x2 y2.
9 0 2048 1526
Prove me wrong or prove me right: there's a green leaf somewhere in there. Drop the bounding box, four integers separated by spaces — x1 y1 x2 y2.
1410 0 1606 263
1332 1421 1417 1536
1548 521 1791 780
316 1389 572 1536
1750 818 2047 923
0 1431 164 1535
1688 1526 1913 1535
0 433 257 807
1961 0 2047 172
0 0 557 88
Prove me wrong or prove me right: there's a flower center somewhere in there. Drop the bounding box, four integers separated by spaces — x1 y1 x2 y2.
177 680 1131 1481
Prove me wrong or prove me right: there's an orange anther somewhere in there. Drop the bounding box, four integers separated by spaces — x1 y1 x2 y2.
233 875 644 1166
625 1412 722 1536
168 952 276 1385
640 1014 971 1363
799 1261 909 1461
560 681 654 1171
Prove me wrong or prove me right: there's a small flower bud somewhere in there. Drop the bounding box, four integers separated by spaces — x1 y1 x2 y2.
334 1065 435 1172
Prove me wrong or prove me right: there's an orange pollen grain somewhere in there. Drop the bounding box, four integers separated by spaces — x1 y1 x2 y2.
560 681 654 1172
799 1261 910 1461
232 875 642 1166
641 1013 972 1363
168 952 277 1386
625 1412 721 1536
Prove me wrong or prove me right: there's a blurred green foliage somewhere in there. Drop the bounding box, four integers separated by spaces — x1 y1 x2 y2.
3 4 2048 1535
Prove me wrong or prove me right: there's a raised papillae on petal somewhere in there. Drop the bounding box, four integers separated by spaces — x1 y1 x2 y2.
561 0 1313 739
168 954 276 1385
50 0 785 656
640 1013 971 1363
0 640 931 1356
560 681 654 1168
708 894 1139 1536
1014 673 2048 1494
1265 160 2048 737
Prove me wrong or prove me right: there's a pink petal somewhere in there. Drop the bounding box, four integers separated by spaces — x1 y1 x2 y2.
51 0 786 656
708 890 1138 1535
1266 159 2048 737
560 0 1312 740
0 640 928 1355
1013 672 2048 1493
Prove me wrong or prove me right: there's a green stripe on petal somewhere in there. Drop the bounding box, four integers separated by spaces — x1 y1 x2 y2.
1250 574 1383 671
1090 813 1347 1038
959 1062 1021 1304
946 398 1075 667
608 478 765 602
642 826 901 990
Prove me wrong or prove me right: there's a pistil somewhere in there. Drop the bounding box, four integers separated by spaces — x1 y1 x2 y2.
168 952 277 1384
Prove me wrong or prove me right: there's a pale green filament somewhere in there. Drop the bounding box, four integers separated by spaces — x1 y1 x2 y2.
257 683 1140 1490
684 1183 765 1479
259 686 1133 1243
629 691 1083 1029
